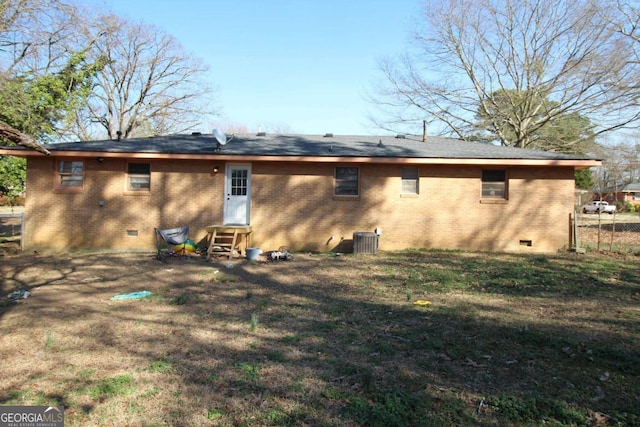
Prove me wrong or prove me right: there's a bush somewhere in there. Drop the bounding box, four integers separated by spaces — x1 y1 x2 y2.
0 195 25 206
0 156 26 199
622 201 640 213
624 201 633 212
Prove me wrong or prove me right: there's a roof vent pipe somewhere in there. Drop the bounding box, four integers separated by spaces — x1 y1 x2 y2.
324 133 333 138
116 130 122 141
422 120 427 142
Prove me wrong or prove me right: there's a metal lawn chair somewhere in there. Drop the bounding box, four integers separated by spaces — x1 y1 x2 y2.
154 226 190 260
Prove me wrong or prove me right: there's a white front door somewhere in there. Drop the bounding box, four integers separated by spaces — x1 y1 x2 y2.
223 164 251 225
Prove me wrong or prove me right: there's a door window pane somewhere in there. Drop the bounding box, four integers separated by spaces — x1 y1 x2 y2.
231 169 248 196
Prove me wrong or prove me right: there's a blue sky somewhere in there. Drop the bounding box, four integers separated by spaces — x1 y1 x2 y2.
100 0 422 135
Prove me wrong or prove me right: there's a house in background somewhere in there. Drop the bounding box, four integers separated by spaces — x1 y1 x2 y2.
595 182 640 208
622 182 640 205
0 133 600 254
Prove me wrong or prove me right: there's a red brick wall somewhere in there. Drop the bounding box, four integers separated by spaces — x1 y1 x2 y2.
25 157 575 253
250 162 575 253
25 157 223 251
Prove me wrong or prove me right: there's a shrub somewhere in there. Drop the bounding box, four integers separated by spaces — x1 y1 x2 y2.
0 195 25 206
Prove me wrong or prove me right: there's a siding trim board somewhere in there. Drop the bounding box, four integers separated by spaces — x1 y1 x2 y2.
1 149 599 169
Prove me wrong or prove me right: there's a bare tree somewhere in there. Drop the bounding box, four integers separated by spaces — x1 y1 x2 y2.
72 14 218 140
592 144 627 200
615 1 640 46
593 136 640 195
0 0 86 152
210 121 250 135
369 0 640 151
210 120 292 135
0 0 81 74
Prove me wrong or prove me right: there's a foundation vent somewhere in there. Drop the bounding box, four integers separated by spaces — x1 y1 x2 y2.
353 232 378 254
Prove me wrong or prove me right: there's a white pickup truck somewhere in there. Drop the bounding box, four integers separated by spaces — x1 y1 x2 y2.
582 201 616 214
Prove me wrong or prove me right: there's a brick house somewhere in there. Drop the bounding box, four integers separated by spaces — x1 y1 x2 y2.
621 182 640 205
595 182 640 207
0 133 600 254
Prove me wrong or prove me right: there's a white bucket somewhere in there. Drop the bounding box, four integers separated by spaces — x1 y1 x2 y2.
246 247 262 260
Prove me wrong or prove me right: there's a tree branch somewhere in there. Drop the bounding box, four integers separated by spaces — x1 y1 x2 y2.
0 120 50 155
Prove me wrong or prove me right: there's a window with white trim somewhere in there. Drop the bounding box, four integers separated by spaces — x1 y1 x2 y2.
127 163 151 191
335 167 359 196
481 170 507 199
401 167 419 194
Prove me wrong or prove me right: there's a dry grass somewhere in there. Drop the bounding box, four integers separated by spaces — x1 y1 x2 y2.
1 250 639 426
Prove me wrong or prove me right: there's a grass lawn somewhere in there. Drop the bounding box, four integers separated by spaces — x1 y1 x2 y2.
0 250 639 426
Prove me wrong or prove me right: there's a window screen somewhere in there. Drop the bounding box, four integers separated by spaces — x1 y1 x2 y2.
335 167 359 196
482 170 507 198
58 161 84 187
127 163 150 190
401 167 419 194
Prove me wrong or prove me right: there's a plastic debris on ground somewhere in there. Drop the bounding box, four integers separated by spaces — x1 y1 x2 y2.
413 300 432 306
269 248 292 261
8 289 30 301
110 291 152 301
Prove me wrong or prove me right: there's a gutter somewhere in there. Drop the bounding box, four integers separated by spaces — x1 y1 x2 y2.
0 149 602 168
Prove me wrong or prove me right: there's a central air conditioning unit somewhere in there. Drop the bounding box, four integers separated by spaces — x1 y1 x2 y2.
353 232 378 254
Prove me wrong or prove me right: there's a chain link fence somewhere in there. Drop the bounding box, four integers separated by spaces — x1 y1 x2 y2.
0 212 23 254
573 211 640 254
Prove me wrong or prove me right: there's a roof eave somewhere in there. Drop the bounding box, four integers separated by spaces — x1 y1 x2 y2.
0 148 601 167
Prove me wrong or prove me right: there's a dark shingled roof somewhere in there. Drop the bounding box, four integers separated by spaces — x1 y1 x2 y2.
622 182 640 192
8 133 596 160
